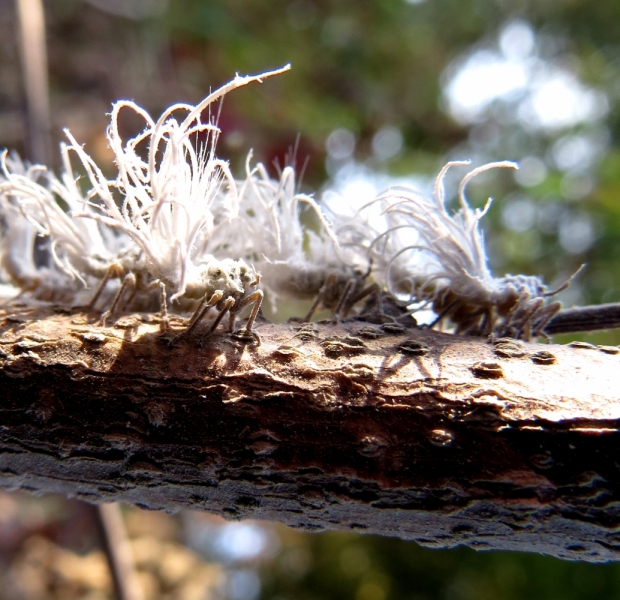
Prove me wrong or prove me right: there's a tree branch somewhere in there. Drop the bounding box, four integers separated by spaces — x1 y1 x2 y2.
545 302 620 334
0 302 619 562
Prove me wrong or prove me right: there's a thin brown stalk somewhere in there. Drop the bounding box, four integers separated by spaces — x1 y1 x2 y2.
15 0 52 164
94 503 144 600
545 302 620 335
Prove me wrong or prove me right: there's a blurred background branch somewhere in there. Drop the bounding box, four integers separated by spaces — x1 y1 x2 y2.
13 2 142 599
15 0 51 164
94 504 144 600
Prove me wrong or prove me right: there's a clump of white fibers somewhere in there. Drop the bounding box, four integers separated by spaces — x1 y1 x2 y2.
0 64 562 341
68 66 289 304
0 150 125 305
0 66 290 342
230 155 376 319
371 160 563 339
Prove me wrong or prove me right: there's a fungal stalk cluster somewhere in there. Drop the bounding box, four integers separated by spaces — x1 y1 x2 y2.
228 155 374 320
0 66 565 342
363 160 563 338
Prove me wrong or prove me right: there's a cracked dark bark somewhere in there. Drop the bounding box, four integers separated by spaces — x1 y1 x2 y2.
0 302 618 563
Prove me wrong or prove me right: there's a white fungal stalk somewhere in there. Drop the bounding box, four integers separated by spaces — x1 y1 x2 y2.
0 150 119 295
372 160 560 338
0 66 290 341
372 161 508 301
57 65 290 339
230 154 369 317
69 65 290 302
0 63 562 340
322 189 383 274
237 156 336 261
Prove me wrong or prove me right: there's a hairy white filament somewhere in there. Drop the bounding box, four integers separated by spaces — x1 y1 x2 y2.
370 161 515 301
226 154 357 310
0 149 119 288
367 160 562 336
68 64 290 302
0 65 563 339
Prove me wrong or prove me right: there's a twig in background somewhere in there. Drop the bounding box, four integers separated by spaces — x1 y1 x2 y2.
94 503 144 600
15 0 51 165
545 302 620 335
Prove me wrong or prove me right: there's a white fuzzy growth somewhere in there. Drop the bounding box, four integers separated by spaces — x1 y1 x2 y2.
372 160 532 307
322 189 383 272
0 155 48 288
0 64 558 338
229 154 352 306
0 198 40 287
0 151 116 290
68 65 290 301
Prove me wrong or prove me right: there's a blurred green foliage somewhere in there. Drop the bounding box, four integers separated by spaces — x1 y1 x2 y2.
261 529 620 600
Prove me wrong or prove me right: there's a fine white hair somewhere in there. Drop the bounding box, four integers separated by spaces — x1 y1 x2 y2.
0 64 563 339
372 160 515 302
369 160 557 336
67 65 290 302
0 149 118 290
227 153 355 309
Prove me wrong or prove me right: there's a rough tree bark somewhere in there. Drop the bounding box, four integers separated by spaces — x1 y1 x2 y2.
0 301 618 562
